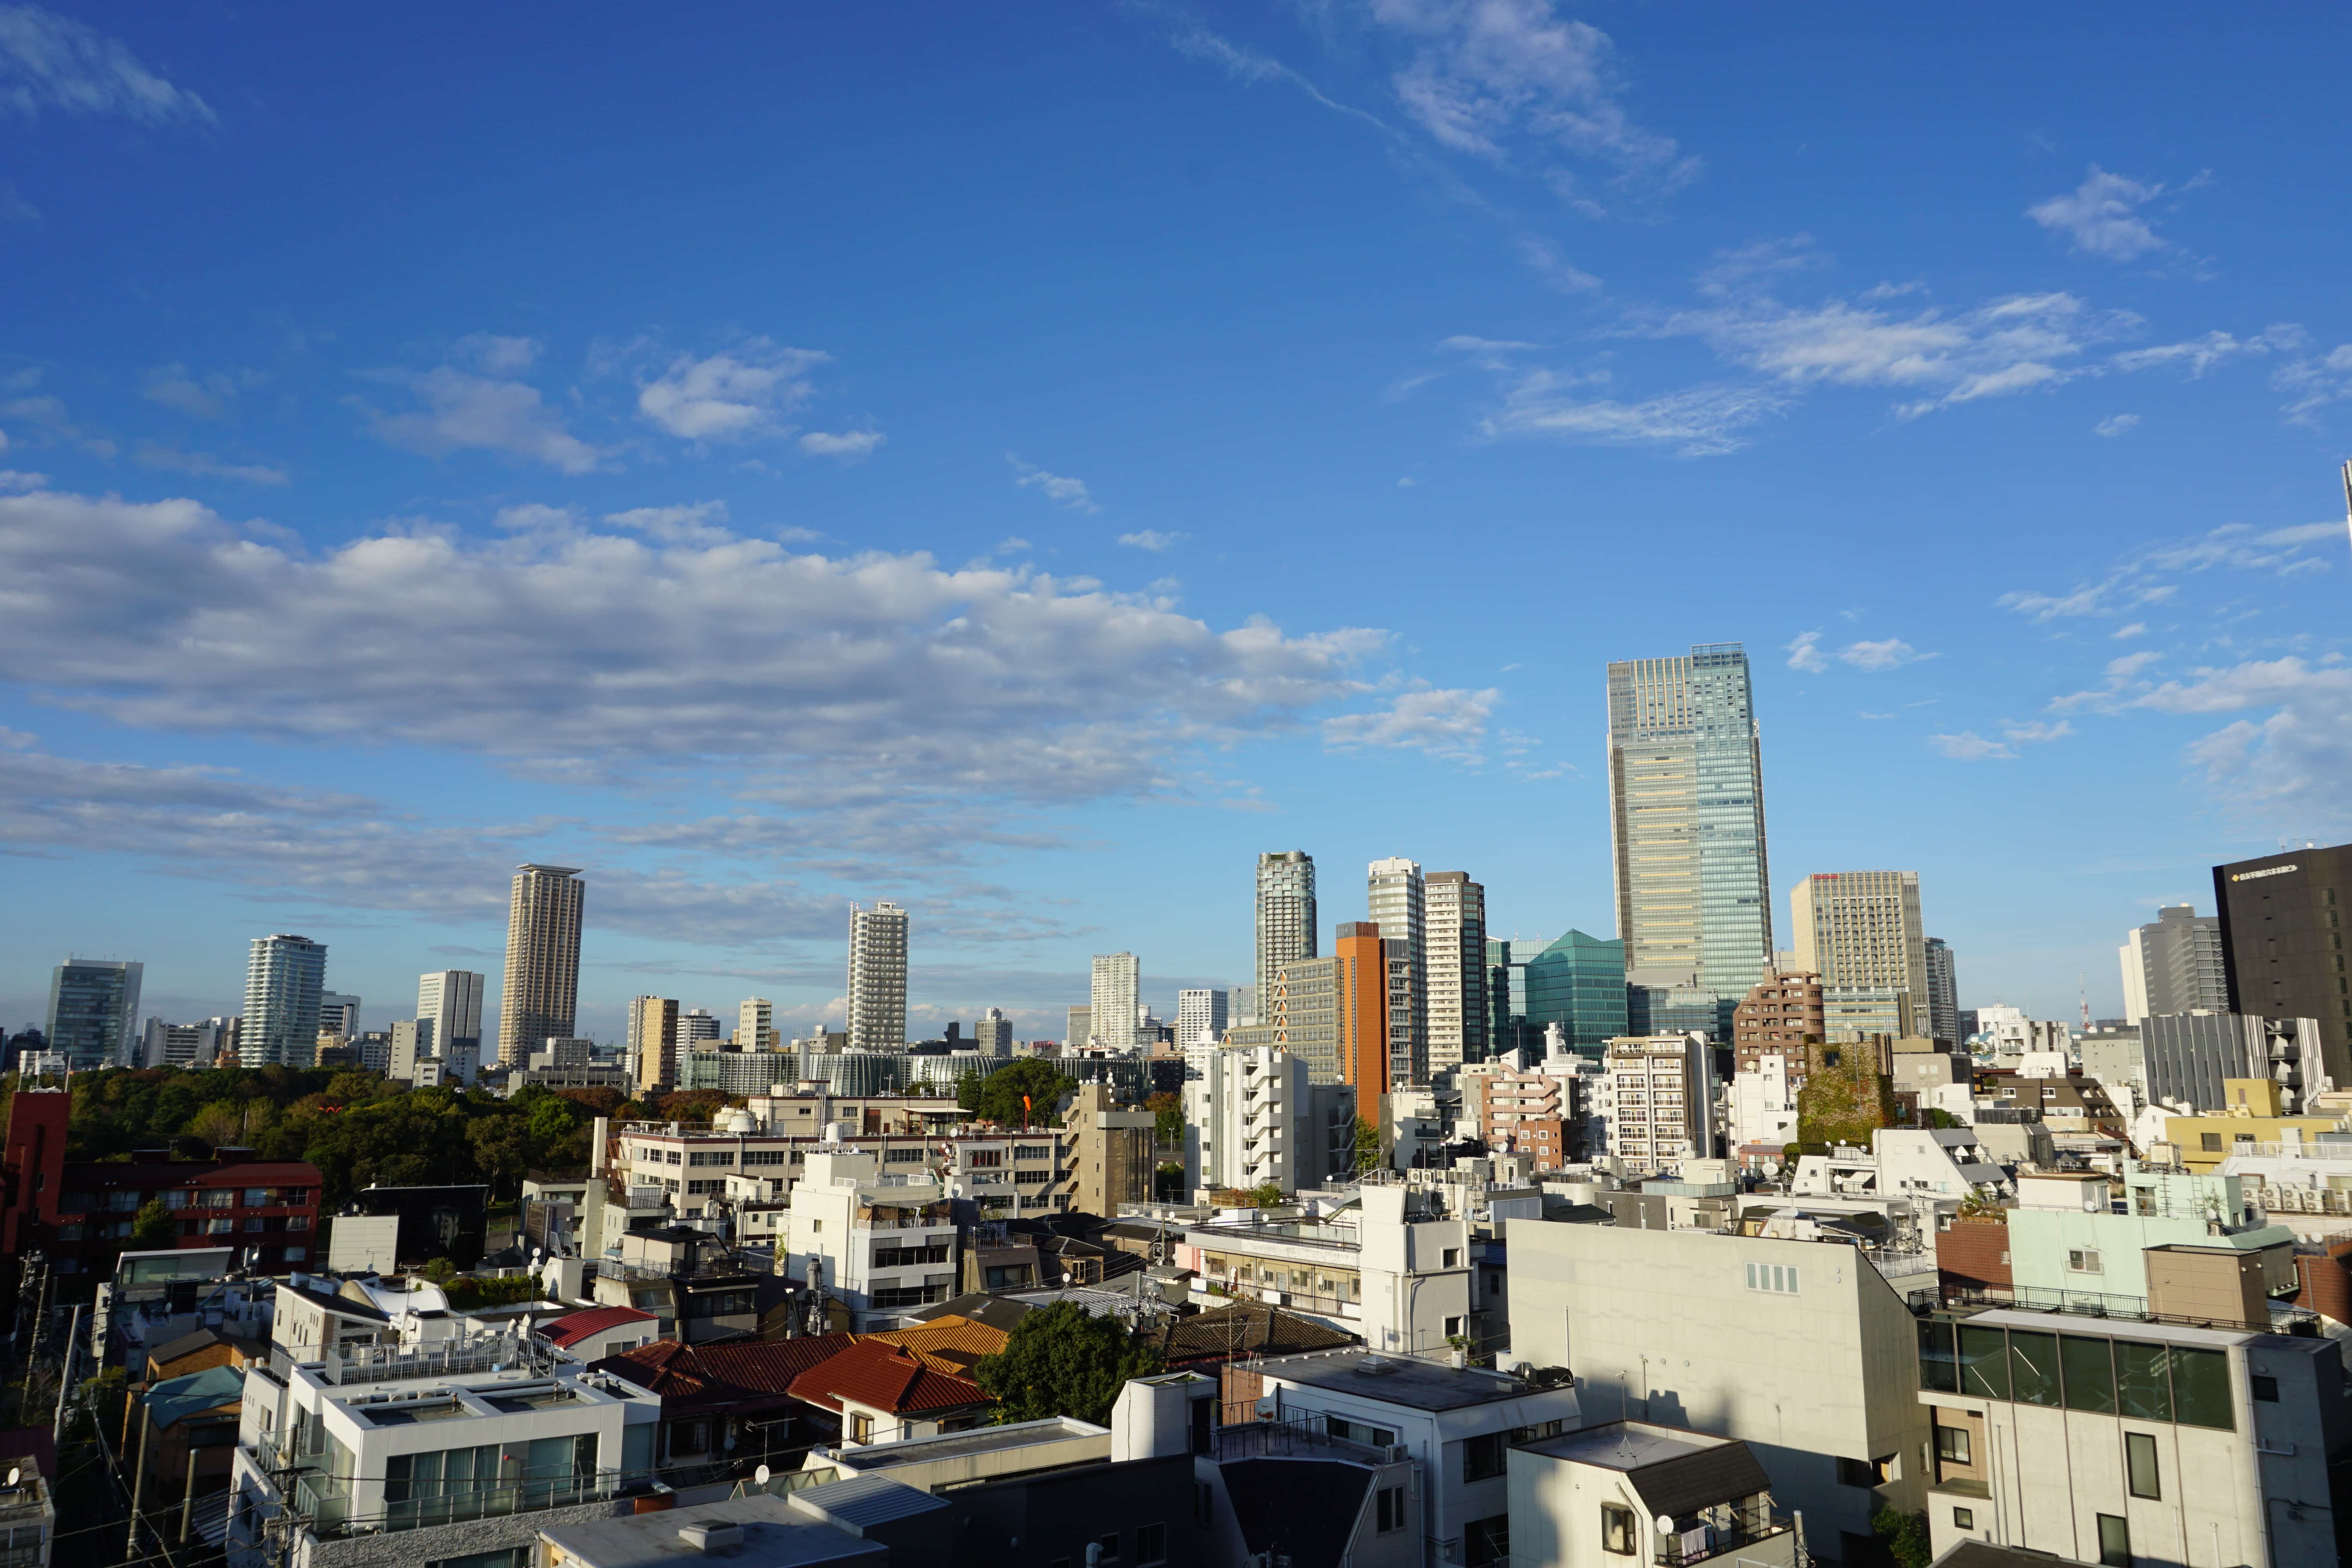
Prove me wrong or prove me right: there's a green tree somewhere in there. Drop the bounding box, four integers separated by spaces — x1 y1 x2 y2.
971 1299 1165 1424
128 1199 177 1251
1871 1508 1932 1568
1143 1091 1182 1143
958 1058 1077 1128
1351 1116 1381 1173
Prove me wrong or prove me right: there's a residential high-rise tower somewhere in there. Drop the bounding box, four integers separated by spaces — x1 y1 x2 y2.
1791 871 1929 1035
1423 872 1487 1071
2120 905 2228 1023
244 935 327 1068
844 900 909 1050
497 864 584 1065
1256 851 1318 1004
1091 953 1140 1050
1923 937 1960 1047
1366 858 1426 1084
417 970 485 1060
627 996 679 1093
1176 988 1229 1047
1606 644 1774 997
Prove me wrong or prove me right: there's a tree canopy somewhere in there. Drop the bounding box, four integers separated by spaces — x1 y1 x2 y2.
957 1058 1078 1128
970 1299 1164 1425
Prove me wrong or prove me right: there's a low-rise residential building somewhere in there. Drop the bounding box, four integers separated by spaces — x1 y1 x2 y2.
2162 1077 2345 1173
1730 1053 1801 1160
1480 1069 1575 1169
1254 1348 1582 1568
593 1335 860 1476
538 1493 886 1568
1916 1302 2352 1567
1507 1420 1797 1568
1605 1034 1714 1172
1788 1129 2012 1205
1506 1219 1932 1562
536 1305 659 1364
2005 1164 2296 1318
1183 1043 1355 1196
1067 1081 1156 1218
787 1336 991 1446
784 1151 960 1328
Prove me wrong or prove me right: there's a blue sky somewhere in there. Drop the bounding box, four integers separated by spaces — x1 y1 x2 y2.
4 2 2351 1042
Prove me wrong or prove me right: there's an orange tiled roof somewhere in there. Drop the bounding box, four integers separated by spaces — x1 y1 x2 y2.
859 1314 1009 1375
786 1337 990 1417
593 1334 860 1411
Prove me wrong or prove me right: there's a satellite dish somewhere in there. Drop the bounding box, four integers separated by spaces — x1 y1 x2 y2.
755 1465 771 1486
1655 1515 1675 1535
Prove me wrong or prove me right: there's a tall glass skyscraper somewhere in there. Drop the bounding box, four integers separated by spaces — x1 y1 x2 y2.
244 934 327 1068
1606 644 1773 998
1255 851 1318 1004
44 958 143 1070
1521 930 1628 1056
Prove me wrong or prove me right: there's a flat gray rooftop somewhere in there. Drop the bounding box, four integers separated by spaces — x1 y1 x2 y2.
838 1417 1104 1470
1264 1351 1533 1411
539 1494 882 1568
1520 1423 1720 1472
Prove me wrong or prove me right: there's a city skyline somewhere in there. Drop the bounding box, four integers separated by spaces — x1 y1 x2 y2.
5 8 2350 1040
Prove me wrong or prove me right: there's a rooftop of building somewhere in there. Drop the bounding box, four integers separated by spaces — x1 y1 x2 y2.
537 1493 883 1568
1259 1349 1536 1411
1520 1421 1772 1517
539 1305 656 1348
821 1415 1106 1472
593 1335 859 1410
786 1338 989 1417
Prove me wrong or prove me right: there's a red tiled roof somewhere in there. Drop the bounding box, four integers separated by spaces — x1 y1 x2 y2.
592 1334 860 1412
786 1338 989 1417
540 1305 655 1348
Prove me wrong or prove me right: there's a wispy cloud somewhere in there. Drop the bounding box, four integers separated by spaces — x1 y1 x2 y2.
1787 630 1930 672
360 336 601 474
1007 455 1100 513
0 5 214 125
2095 413 2140 437
2275 343 2352 425
1159 10 1390 133
636 339 829 444
141 363 244 420
2027 165 2203 265
1478 370 1783 457
799 429 884 460
134 443 289 487
1117 530 1184 553
1323 684 1498 766
1929 718 2072 761
1786 632 1828 673
2000 518 2337 622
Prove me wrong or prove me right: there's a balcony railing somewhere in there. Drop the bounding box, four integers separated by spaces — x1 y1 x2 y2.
1913 1283 2319 1334
1653 1505 1791 1566
1209 1414 1392 1465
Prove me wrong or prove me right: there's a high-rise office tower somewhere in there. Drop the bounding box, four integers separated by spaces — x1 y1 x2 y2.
417 971 485 1060
974 1007 1013 1058
1176 988 1229 1047
244 935 327 1068
1518 931 1627 1058
1272 923 1388 1092
1256 851 1318 1004
1923 938 1959 1047
1064 1005 1092 1050
318 992 362 1041
1366 858 1426 1083
738 998 775 1051
1091 953 1140 1049
2215 844 2352 1088
844 900 909 1051
2120 905 2228 1023
1791 872 1929 1036
44 958 143 1070
627 996 679 1093
1230 984 1258 1028
681 1008 721 1047
497 864 584 1065
1423 872 1487 1071
1606 644 1774 997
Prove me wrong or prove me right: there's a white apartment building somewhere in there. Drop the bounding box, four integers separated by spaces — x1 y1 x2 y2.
1917 1305 2347 1568
844 901 909 1050
1506 1220 1933 1560
1255 1348 1582 1568
973 1006 1013 1057
227 1328 661 1568
1731 1052 1800 1153
782 1150 960 1328
1606 1033 1715 1171
1178 1184 1474 1356
141 1016 229 1068
1090 951 1140 1049
1183 1044 1351 1195
736 996 774 1049
1368 857 1426 1085
1176 987 1229 1048
1508 1421 1797 1568
1423 872 1486 1074
1787 1127 2013 1204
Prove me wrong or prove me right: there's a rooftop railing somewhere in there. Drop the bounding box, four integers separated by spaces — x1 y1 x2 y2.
1209 1414 1394 1465
1913 1283 2319 1335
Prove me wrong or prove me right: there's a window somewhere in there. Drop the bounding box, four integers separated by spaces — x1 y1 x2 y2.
884 1147 926 1163
286 1214 310 1231
2172 1347 2234 1430
2060 1335 2116 1414
1951 1507 1975 1530
1745 1261 1801 1295
1837 1455 1886 1489
1134 1522 1166 1566
967 1149 1004 1167
2096 1514 2130 1568
1599 1503 1637 1555
1014 1145 1053 1160
202 1189 234 1209
1093 1532 1121 1562
206 1217 234 1234
1934 1425 1971 1465
2009 1330 2059 1406
1464 1515 1510 1567
688 1152 732 1167
425 1550 531 1568
1376 1486 1407 1534
1327 1415 1396 1448
1444 1316 1465 1339
2252 1374 2280 1402
2201 1132 2223 1152
243 1188 268 1207
2125 1431 2160 1499
669 1419 711 1457
850 1414 873 1443
2067 1248 2103 1274
742 1150 786 1166
2115 1340 2173 1423
163 1191 191 1211
686 1180 724 1196
1013 1169 1052 1185
1462 1432 1505 1482
1442 1247 1462 1269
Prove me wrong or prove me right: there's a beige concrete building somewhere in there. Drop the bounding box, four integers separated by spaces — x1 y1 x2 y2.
1792 871 1929 1038
1069 1081 1156 1218
496 864 584 1065
626 995 678 1094
844 900 908 1050
1423 871 1487 1074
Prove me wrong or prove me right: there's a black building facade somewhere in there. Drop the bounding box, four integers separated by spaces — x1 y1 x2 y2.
2213 842 2352 1089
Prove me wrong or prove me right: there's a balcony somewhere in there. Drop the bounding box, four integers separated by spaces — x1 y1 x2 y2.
1209 1414 1392 1465
1653 1506 1794 1568
270 1334 557 1387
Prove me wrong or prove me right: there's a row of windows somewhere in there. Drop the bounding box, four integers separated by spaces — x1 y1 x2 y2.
1917 1319 2238 1429
61 1185 312 1215
62 1214 309 1241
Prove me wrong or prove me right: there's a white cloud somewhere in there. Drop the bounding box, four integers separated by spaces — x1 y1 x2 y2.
1323 684 1498 765
2000 519 2337 622
1930 731 2013 761
0 469 48 491
2126 658 2352 822
0 488 1390 863
636 339 828 443
141 363 240 420
1838 638 1929 671
602 501 734 547
2112 622 2147 639
362 340 601 474
799 429 884 460
2095 414 2140 437
2110 325 2299 378
2275 343 2352 424
2003 719 2073 744
0 5 214 125
1785 632 1828 673
1162 15 1391 132
134 443 289 487
1008 455 1100 513
2027 165 2188 263
1117 530 1185 553
1479 369 1783 456
1367 0 1698 211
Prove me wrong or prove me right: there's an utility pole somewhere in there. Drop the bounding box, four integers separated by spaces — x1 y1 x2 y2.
51 1305 80 1443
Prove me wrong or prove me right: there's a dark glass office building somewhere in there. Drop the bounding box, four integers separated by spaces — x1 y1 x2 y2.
2213 842 2352 1088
